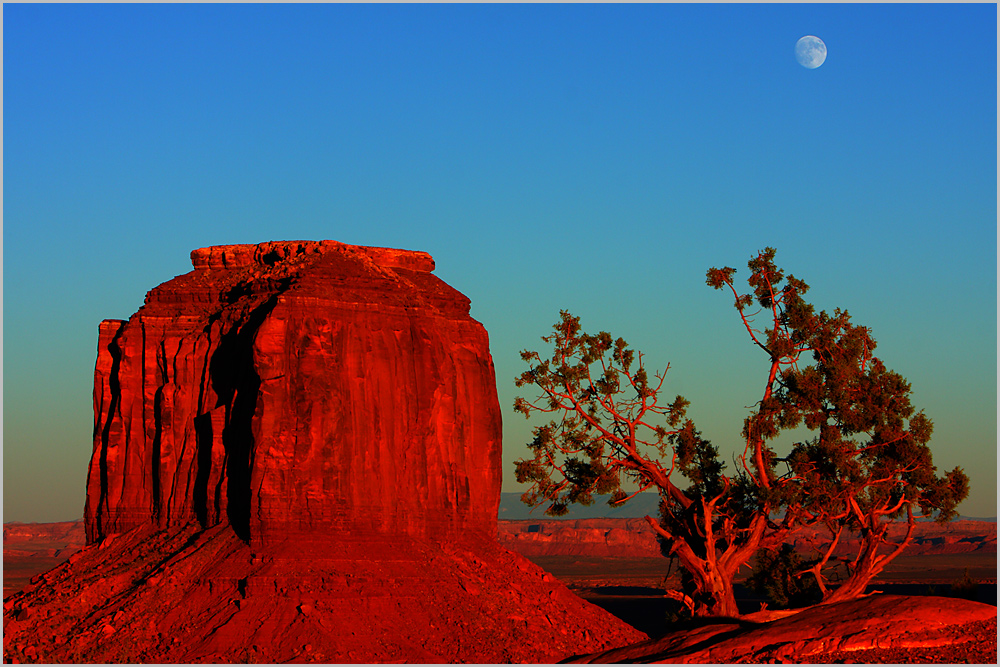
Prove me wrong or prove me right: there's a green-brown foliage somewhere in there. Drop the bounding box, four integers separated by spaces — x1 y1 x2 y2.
514 311 760 617
709 247 969 599
949 568 980 601
515 247 970 614
513 311 699 516
745 544 822 609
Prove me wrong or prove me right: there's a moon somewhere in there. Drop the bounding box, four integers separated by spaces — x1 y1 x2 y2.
795 35 827 69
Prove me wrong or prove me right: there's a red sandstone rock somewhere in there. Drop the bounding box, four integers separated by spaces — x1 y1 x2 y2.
5 241 647 663
2 523 646 663
569 594 997 663
85 240 501 548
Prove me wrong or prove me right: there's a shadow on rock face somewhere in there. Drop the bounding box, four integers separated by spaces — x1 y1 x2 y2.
7 241 647 664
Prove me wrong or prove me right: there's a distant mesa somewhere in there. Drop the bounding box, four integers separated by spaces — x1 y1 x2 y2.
4 240 644 664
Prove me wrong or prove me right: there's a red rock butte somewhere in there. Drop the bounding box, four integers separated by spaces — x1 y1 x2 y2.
87 240 500 548
4 240 643 663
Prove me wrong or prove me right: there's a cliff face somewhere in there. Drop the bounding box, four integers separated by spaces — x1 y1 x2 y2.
7 241 646 664
85 241 502 548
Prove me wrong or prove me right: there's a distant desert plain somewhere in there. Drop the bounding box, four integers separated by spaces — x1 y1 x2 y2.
6 508 997 604
5 508 996 662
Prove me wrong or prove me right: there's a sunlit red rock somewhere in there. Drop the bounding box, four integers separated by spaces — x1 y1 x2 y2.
3 522 645 663
569 594 997 663
5 241 646 663
85 240 501 547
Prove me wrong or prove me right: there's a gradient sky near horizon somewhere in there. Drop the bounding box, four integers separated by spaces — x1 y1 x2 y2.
4 3 996 522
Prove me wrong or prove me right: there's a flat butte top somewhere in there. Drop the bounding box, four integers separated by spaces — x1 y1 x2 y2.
134 240 472 320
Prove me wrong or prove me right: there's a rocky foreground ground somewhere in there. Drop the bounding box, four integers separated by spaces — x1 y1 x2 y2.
5 518 997 664
568 595 996 663
3 522 645 664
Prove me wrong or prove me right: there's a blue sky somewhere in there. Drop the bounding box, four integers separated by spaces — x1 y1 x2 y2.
4 3 996 522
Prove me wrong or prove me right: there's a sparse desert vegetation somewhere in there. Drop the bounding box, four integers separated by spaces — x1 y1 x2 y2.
514 248 971 618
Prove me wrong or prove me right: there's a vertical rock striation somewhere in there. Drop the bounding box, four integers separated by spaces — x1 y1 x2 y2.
85 240 502 548
6 240 648 664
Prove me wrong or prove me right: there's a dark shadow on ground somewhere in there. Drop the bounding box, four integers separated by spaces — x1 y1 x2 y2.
572 584 768 638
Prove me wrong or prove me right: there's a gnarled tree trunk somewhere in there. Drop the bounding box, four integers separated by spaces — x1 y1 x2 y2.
820 516 914 606
649 510 771 618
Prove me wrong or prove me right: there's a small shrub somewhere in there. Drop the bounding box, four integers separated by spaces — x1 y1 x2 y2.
949 568 979 601
663 599 692 626
745 544 822 609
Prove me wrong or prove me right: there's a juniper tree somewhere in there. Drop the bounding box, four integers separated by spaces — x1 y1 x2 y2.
513 312 794 617
515 248 969 617
708 248 969 604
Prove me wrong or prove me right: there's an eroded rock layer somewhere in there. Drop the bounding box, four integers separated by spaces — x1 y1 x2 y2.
5 240 650 663
569 594 997 663
85 241 501 548
3 525 646 664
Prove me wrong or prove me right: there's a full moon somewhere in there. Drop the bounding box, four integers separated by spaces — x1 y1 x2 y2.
795 35 827 69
